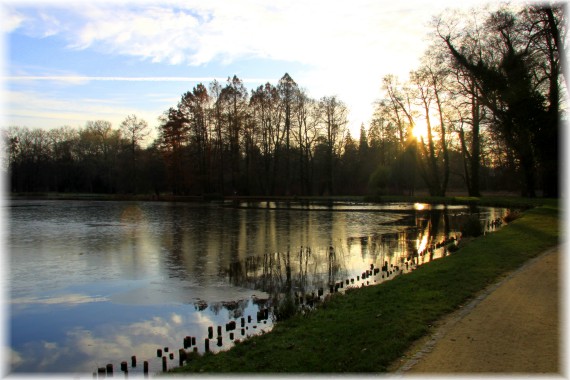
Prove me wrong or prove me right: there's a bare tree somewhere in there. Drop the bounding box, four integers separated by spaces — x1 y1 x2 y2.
437 4 565 197
250 82 282 194
277 73 300 194
292 89 320 195
317 96 348 195
219 75 249 194
410 51 452 196
179 84 212 193
120 114 150 193
158 108 190 194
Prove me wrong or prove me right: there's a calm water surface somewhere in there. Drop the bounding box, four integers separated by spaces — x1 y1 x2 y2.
8 200 508 375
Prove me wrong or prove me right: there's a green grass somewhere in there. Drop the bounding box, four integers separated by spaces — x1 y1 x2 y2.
365 194 557 209
171 198 560 373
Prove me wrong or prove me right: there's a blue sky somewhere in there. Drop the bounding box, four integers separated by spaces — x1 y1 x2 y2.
2 0 504 140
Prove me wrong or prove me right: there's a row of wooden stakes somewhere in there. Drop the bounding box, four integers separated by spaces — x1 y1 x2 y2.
93 260 413 377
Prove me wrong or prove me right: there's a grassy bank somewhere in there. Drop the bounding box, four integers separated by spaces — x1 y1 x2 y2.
171 198 560 373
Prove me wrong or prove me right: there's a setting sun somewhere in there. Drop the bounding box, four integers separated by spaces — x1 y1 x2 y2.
412 119 429 141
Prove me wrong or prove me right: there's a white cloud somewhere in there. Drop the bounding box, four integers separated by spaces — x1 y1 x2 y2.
4 89 164 129
7 0 449 69
1 7 26 33
66 5 204 65
4 75 271 83
4 0 516 134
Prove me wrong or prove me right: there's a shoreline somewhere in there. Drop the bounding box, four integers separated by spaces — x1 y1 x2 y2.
8 191 545 209
170 201 559 373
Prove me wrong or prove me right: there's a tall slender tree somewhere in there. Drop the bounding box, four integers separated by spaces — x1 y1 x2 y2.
120 115 149 193
179 84 212 194
219 75 248 194
317 96 348 195
277 73 299 195
159 107 190 194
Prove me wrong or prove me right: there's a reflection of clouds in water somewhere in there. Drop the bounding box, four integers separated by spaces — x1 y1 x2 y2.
38 341 63 370
12 309 219 373
69 328 125 360
171 313 183 325
12 340 81 373
11 293 109 306
7 347 23 367
69 311 219 370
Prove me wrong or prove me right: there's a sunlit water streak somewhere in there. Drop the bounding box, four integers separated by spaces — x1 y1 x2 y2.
8 200 509 375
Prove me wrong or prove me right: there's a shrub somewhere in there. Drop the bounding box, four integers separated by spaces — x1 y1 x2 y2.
503 210 522 223
275 294 297 322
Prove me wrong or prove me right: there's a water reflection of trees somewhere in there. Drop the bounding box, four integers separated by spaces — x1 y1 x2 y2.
225 245 343 305
157 203 509 311
225 206 507 302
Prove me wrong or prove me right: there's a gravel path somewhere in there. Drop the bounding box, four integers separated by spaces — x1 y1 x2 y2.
392 246 561 375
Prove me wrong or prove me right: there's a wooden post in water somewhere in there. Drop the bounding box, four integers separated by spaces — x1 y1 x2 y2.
169 353 174 360
179 348 187 367
106 364 113 377
120 361 128 376
98 367 106 378
208 326 213 339
217 336 223 347
217 326 222 336
157 349 162 357
205 338 210 352
192 336 196 346
162 356 167 372
131 355 136 368
143 361 148 377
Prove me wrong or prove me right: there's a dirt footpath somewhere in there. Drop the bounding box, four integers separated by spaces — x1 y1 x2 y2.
393 246 561 375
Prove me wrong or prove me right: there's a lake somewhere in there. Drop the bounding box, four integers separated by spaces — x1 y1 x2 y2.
7 199 509 375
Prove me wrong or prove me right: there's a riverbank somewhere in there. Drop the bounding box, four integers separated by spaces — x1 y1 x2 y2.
169 198 559 373
8 191 547 209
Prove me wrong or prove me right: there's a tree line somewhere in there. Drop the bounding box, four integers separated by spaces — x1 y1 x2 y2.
4 3 565 198
3 74 363 196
